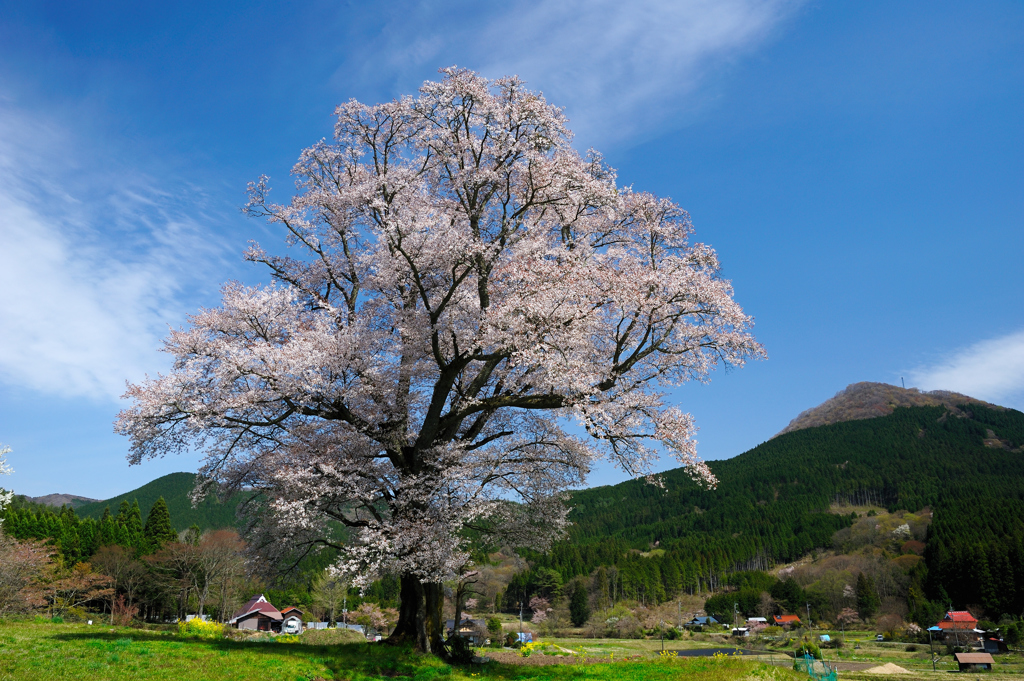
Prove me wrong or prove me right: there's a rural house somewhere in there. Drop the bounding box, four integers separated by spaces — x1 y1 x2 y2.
773 614 801 628
230 594 285 631
934 611 981 645
445 617 487 646
685 616 720 628
746 617 768 632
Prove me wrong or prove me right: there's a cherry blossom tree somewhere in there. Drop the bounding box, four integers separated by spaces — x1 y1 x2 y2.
0 444 13 526
117 67 764 654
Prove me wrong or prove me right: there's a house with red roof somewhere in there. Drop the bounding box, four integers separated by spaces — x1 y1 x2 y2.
773 614 802 628
230 594 284 631
934 611 981 644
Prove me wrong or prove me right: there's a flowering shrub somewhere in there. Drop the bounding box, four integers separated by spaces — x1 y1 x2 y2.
518 641 545 658
178 618 223 638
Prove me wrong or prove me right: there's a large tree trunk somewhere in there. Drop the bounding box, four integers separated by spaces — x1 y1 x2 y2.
387 574 445 654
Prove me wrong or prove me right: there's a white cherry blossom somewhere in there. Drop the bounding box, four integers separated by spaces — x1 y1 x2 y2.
117 67 764 653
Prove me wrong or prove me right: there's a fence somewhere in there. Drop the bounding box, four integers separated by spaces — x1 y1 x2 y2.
794 653 838 681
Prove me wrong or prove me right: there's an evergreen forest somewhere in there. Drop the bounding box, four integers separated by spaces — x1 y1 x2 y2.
505 404 1024 624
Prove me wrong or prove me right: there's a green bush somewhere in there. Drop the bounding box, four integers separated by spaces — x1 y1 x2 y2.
445 635 473 664
487 617 502 637
795 642 822 659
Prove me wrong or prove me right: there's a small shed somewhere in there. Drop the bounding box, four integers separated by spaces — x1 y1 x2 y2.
982 638 1008 654
954 652 994 672
280 607 304 634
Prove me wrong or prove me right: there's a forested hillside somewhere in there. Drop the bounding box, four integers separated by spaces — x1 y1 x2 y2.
1 473 246 565
74 473 246 532
507 403 1024 623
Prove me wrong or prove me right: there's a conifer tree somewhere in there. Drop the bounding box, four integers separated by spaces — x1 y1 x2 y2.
856 572 879 620
126 500 144 547
143 496 177 550
569 582 591 627
98 508 118 546
115 500 131 525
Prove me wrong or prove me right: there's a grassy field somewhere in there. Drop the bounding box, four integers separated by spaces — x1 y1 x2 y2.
0 620 800 681
1 621 1022 681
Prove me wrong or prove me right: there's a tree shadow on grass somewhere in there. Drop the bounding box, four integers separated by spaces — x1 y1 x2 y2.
51 631 454 679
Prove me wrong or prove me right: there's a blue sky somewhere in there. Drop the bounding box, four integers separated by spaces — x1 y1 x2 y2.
1 1 1021 498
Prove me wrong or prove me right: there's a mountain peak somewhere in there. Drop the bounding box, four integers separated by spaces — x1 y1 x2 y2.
24 493 100 509
776 381 998 437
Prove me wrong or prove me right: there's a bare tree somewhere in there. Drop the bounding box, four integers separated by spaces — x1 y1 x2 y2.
49 562 114 618
0 536 52 614
93 545 148 622
149 541 200 619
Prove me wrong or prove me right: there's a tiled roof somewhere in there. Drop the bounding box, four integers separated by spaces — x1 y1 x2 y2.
774 615 801 623
955 653 994 664
936 621 976 629
231 594 283 622
943 611 977 622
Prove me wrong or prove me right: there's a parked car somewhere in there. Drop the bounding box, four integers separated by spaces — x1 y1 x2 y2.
876 634 884 641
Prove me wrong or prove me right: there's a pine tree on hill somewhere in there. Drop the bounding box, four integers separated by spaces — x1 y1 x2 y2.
125 500 144 548
856 572 879 620
143 496 177 550
98 509 117 547
115 500 130 524
569 582 591 627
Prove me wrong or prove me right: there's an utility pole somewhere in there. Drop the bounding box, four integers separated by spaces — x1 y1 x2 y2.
806 603 811 629
929 627 936 671
519 600 524 641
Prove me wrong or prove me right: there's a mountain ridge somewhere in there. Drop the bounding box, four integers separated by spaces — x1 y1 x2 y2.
72 472 249 532
774 381 1000 437
23 493 100 508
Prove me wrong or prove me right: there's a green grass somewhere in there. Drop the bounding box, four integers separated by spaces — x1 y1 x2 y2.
0 621 809 681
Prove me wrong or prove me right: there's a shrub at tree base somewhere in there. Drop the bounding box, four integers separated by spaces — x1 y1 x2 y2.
445 635 474 664
111 594 138 627
177 618 223 638
795 642 822 660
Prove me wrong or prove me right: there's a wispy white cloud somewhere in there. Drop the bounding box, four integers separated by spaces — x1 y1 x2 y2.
0 105 230 402
908 330 1024 408
351 0 804 145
